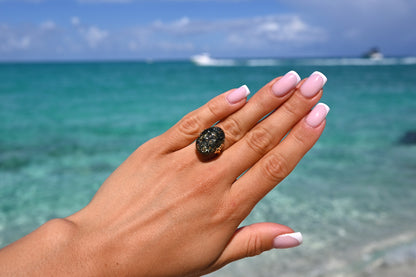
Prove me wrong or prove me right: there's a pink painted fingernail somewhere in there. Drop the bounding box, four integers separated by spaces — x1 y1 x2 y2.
300 71 327 98
272 70 301 97
226 85 250 104
273 232 303 249
305 103 330 128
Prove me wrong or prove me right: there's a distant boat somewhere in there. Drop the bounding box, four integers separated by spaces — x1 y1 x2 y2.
190 53 235 66
362 47 384 60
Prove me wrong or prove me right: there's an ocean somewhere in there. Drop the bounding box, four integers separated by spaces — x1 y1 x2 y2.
1 58 415 276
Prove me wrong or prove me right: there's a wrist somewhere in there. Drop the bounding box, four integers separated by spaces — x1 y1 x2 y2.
40 219 88 275
0 217 97 276
34 218 99 276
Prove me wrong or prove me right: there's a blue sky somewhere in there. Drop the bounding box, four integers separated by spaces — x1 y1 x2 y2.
0 0 415 61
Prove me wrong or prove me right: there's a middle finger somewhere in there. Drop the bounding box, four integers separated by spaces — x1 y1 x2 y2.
216 70 301 149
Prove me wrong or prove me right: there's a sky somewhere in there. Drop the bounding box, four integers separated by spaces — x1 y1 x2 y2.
0 0 415 61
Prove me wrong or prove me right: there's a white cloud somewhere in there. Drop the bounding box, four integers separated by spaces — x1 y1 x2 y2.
128 41 138 51
121 14 327 57
0 24 31 52
80 26 108 48
149 14 325 42
258 22 280 32
280 0 416 55
0 13 326 60
0 18 109 59
71 16 81 26
9 36 31 50
40 20 56 31
70 17 108 48
1 0 415 59
173 17 190 28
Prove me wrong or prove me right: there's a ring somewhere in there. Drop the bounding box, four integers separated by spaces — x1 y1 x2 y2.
196 126 225 157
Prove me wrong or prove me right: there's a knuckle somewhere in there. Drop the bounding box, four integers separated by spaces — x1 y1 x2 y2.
177 114 201 137
221 117 243 145
291 129 309 149
281 99 300 119
207 97 222 119
245 230 264 257
220 193 245 222
246 126 274 155
262 153 290 183
256 98 270 113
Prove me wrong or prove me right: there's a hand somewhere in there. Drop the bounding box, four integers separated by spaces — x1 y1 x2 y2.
0 71 329 277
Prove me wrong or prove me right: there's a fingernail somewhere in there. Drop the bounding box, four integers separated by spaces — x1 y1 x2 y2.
300 71 327 98
227 85 250 104
272 70 301 97
273 232 303 249
305 103 330 128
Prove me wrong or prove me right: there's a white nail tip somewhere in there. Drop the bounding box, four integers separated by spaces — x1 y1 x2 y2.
240 84 251 97
317 102 330 113
279 232 303 244
312 71 328 85
288 70 301 84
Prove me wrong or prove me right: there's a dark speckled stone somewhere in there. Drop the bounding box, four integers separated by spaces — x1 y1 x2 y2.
196 126 225 157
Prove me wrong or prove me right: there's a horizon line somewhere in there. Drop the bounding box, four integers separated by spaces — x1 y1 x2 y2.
1 54 415 64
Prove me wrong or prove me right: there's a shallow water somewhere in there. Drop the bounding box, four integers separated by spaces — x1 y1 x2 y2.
1 59 415 276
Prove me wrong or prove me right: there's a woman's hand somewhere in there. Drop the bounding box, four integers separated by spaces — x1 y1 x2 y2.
0 71 329 277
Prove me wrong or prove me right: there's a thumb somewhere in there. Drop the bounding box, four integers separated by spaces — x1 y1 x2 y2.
210 223 302 272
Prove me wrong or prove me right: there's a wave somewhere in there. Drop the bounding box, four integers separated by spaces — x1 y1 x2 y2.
192 57 416 67
246 59 282 67
355 232 416 276
295 57 416 66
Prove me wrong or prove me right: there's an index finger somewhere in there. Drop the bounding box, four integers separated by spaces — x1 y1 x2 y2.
160 86 250 152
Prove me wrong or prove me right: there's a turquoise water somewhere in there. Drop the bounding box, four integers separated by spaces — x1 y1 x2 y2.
1 59 415 276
